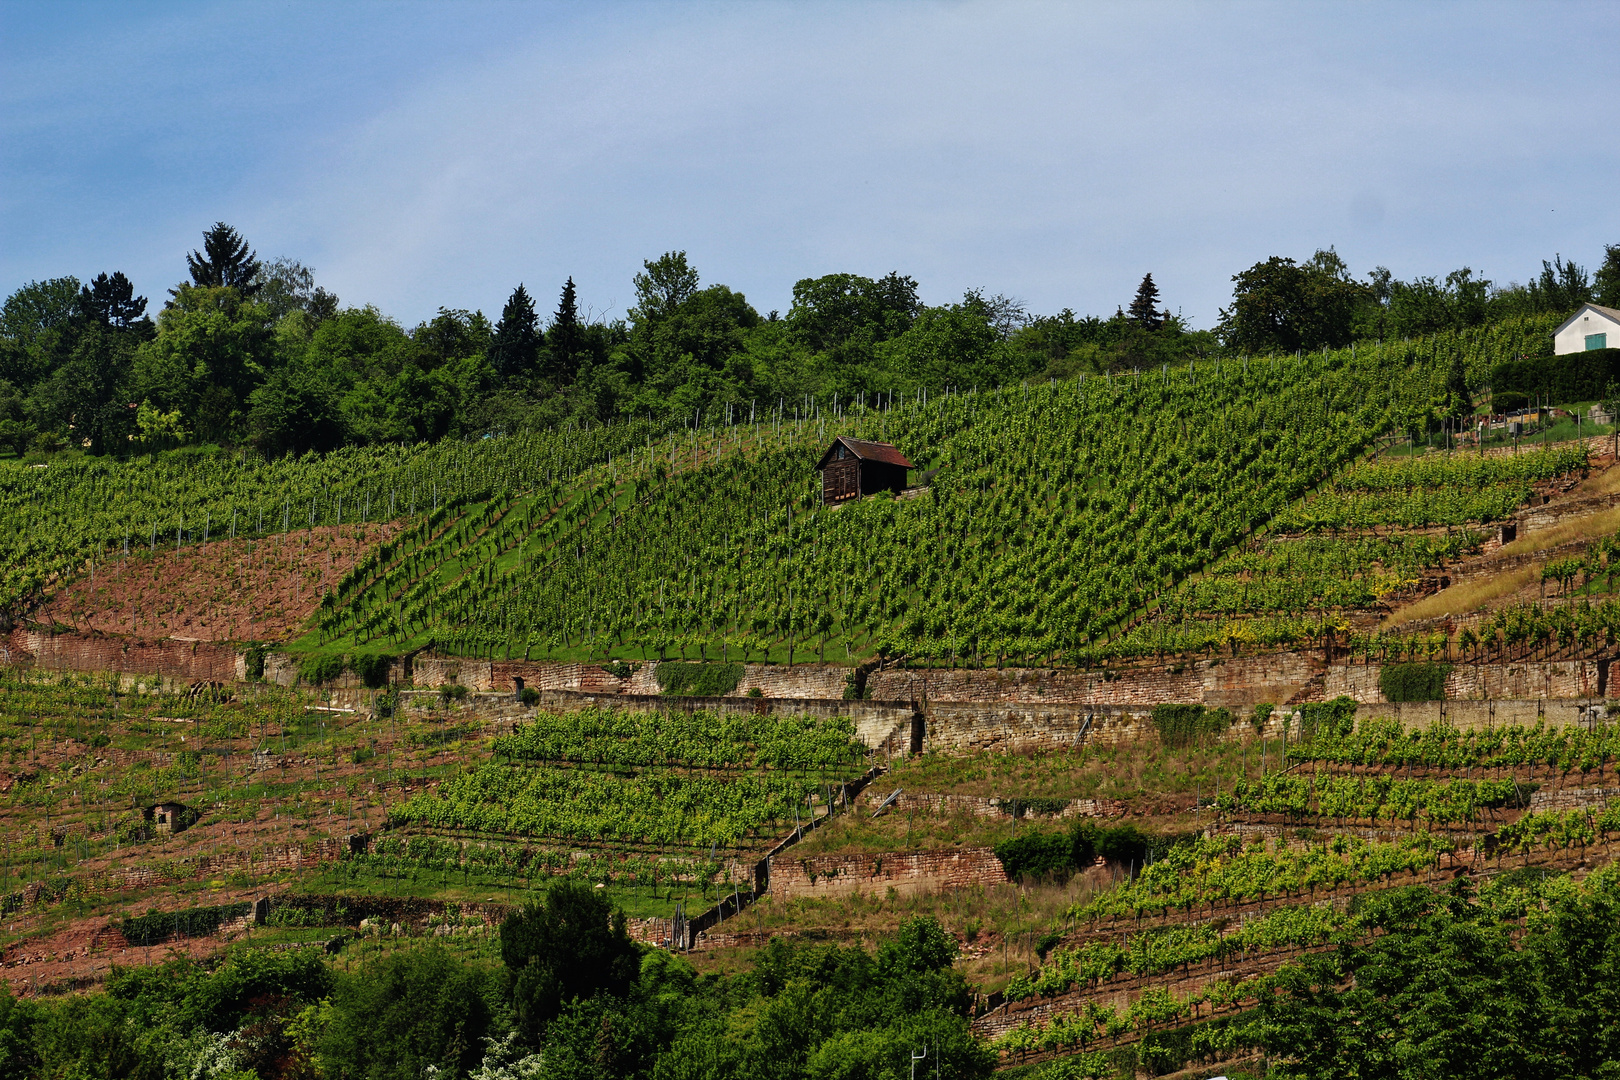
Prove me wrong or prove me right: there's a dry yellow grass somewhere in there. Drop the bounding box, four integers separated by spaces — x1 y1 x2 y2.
1499 504 1620 558
1382 566 1539 628
1575 462 1620 497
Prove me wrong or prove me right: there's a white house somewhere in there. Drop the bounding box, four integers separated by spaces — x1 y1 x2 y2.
1554 303 1620 355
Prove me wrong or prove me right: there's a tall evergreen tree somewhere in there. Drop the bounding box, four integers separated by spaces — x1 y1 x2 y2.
1594 244 1620 309
1127 273 1165 331
546 277 582 382
179 223 262 296
489 284 541 379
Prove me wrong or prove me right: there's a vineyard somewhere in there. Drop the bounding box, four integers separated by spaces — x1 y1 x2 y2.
281 317 1563 670
394 706 869 849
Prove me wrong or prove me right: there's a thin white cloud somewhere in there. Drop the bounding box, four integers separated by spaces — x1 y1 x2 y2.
3 1 1618 328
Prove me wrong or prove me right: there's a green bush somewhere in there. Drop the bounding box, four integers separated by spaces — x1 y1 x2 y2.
243 645 266 682
654 662 744 697
1380 664 1451 703
1151 704 1233 748
120 902 252 947
993 831 1075 882
298 653 346 686
350 654 395 689
519 686 540 706
994 822 1171 882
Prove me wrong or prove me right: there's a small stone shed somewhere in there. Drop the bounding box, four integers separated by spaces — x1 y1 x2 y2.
145 801 196 836
816 436 914 504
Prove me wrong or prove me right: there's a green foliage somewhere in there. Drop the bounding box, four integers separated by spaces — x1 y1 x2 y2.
349 652 394 689
1256 866 1620 1079
1296 696 1358 740
319 944 497 1080
298 653 346 686
1151 704 1232 748
1493 347 1620 407
1066 832 1455 924
994 830 1075 882
242 645 265 682
994 821 1164 882
500 879 640 1041
1219 772 1530 824
1379 662 1452 702
119 902 251 946
654 661 744 697
493 707 861 772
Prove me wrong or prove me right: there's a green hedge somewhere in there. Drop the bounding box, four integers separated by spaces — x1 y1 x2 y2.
654 662 744 697
121 902 252 947
1380 663 1451 702
1492 347 1620 407
993 822 1166 882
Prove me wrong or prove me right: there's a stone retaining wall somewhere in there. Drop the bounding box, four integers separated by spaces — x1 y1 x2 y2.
766 847 1007 900
6 629 242 683
854 790 1127 820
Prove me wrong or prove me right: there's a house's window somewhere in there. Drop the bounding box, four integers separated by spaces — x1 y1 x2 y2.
1587 333 1608 351
837 445 846 460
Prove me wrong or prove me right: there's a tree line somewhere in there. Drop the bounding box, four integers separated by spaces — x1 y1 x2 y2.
1 223 1614 459
0 881 994 1080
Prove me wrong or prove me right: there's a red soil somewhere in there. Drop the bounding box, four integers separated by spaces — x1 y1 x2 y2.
38 524 403 643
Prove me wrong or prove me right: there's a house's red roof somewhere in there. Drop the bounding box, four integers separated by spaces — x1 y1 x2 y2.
816 436 914 470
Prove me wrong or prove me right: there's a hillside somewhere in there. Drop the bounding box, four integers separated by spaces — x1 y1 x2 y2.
13 311 1620 1079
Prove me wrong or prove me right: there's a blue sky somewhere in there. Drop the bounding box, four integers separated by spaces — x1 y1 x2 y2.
3 1 1617 331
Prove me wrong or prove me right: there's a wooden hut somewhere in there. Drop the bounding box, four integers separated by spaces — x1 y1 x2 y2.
816 437 914 504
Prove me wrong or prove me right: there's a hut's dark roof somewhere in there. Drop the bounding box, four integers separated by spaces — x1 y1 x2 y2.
816 436 915 470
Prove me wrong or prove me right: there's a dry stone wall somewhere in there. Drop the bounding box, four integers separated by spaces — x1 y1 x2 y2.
6 629 240 683
766 847 1006 900
854 790 1127 820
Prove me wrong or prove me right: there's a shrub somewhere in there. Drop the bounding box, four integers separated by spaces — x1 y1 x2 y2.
120 902 252 946
438 684 470 704
993 831 1075 882
350 654 394 689
1379 664 1451 703
243 645 266 682
600 662 632 680
654 663 744 697
519 687 540 706
298 654 346 686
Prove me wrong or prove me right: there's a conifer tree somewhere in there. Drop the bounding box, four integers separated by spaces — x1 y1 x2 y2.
547 277 582 383
1128 273 1165 331
180 223 262 295
79 272 148 330
489 284 541 379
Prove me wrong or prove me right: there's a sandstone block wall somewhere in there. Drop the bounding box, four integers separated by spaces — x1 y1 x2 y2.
1320 660 1606 704
854 790 1127 820
868 654 1320 708
6 629 240 684
766 847 1006 900
1349 697 1597 733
